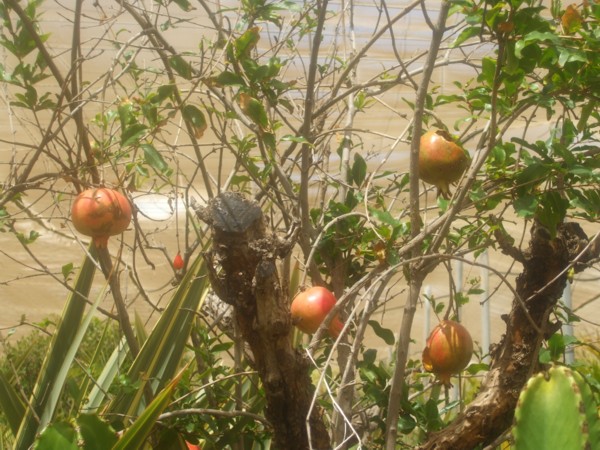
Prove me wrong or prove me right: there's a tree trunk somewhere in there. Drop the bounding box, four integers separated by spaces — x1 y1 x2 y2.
197 192 331 450
418 221 598 450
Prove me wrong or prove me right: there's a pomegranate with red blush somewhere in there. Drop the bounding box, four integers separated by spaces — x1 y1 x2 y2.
71 187 132 248
422 319 473 386
290 286 344 338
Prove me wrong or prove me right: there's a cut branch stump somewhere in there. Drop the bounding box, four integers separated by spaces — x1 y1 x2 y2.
197 192 331 450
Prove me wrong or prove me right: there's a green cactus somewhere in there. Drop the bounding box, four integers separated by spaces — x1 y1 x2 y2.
513 365 600 450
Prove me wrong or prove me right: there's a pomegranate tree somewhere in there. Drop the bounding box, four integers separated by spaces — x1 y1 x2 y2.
71 187 132 248
290 286 344 338
418 129 470 199
422 319 473 386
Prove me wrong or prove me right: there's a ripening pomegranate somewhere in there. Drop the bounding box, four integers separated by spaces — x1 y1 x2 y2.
290 286 344 338
418 130 470 199
71 187 132 248
422 319 473 386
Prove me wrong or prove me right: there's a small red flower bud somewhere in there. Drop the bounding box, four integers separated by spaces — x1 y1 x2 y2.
173 252 184 270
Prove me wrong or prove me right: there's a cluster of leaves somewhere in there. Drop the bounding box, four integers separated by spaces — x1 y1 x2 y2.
445 0 600 235
166 326 270 449
0 1 54 112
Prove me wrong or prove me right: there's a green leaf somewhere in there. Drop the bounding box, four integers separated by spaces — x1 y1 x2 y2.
434 302 446 315
33 422 78 450
181 104 207 138
14 246 98 450
514 194 538 218
76 414 118 450
82 338 129 414
424 398 443 431
153 84 177 104
368 320 395 345
547 333 566 361
437 196 450 212
478 57 497 86
172 0 193 11
369 208 398 228
570 189 600 217
17 230 40 245
537 191 569 237
538 348 552 364
141 144 169 173
134 310 148 348
281 134 310 144
466 362 489 375
118 100 135 127
0 371 25 435
363 348 377 365
61 263 74 281
238 93 269 130
121 123 147 147
452 26 482 48
515 32 559 59
515 162 550 189
107 255 209 418
351 153 367 186
234 26 261 58
212 70 245 87
557 47 587 67
435 94 464 107
112 365 186 450
168 55 192 80
398 414 417 434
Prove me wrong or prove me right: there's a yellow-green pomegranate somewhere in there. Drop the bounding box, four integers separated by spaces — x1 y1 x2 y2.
418 130 470 199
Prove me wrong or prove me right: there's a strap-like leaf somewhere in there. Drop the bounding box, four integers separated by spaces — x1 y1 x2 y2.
111 365 187 450
0 370 25 435
107 254 208 418
14 245 97 450
81 338 129 414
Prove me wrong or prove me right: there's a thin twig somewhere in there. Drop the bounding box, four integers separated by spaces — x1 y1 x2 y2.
384 2 452 448
158 408 271 428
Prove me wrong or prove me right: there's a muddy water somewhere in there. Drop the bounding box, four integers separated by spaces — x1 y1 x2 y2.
0 1 598 361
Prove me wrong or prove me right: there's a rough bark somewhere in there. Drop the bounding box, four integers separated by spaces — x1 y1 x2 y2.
197 192 331 450
418 221 599 450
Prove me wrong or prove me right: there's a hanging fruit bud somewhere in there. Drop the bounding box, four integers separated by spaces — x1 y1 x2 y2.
173 252 184 270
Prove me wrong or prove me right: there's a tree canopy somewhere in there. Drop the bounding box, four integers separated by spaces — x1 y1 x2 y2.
0 0 598 448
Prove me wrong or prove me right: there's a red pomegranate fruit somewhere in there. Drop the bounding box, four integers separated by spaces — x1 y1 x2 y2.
422 319 473 386
290 286 344 338
418 129 470 199
71 187 132 248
